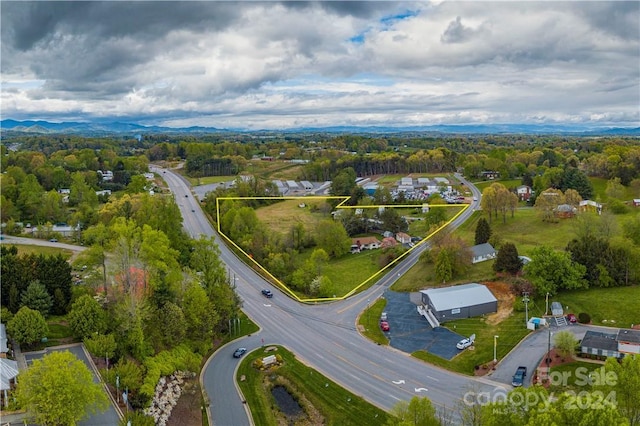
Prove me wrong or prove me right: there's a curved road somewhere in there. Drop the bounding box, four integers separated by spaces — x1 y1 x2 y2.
153 166 497 425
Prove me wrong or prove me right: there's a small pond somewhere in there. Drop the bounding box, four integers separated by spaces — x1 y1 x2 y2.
271 385 303 416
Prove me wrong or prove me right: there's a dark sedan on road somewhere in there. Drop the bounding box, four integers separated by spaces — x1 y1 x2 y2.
233 348 247 358
261 289 273 298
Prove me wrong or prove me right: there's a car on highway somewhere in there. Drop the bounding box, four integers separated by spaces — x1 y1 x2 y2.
380 321 390 332
261 289 273 298
512 366 527 387
233 348 247 358
567 313 577 323
456 338 473 350
191 209 195 212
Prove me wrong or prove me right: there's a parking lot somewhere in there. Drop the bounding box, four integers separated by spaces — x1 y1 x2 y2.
383 291 464 360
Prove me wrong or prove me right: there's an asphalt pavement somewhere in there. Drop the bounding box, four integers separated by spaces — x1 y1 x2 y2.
383 291 464 360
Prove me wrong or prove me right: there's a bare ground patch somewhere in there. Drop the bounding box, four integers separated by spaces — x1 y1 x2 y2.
484 281 515 325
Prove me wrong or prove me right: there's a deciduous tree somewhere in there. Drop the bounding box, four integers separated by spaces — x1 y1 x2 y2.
524 246 587 295
68 295 107 339
7 306 48 347
16 351 108 426
387 396 440 426
553 330 577 359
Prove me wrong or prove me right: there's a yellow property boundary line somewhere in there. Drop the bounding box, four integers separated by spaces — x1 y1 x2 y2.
215 196 469 303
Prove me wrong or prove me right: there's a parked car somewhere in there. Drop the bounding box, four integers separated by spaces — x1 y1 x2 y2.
380 321 390 332
567 313 577 323
380 312 388 321
261 289 273 298
49 238 58 243
512 366 527 387
233 348 247 358
456 338 473 350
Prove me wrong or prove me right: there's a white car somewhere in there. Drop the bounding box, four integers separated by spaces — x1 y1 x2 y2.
456 338 473 350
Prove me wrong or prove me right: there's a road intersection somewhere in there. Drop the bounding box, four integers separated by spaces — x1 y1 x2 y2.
153 166 512 425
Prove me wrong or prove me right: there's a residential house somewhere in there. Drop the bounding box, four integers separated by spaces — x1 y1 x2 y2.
516 185 532 201
480 171 500 180
396 232 411 244
554 204 577 218
581 331 621 358
98 170 113 181
581 328 640 359
351 236 381 251
616 329 640 355
633 199 640 207
579 200 603 214
471 243 497 264
380 237 398 249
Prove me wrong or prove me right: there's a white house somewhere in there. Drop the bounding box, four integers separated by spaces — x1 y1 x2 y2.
516 185 532 201
396 232 411 244
471 243 497 264
351 236 381 251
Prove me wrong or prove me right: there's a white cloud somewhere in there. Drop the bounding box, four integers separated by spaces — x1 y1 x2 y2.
1 1 638 128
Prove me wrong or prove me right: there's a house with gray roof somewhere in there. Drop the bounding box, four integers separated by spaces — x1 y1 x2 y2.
581 328 640 358
471 243 497 264
420 283 498 323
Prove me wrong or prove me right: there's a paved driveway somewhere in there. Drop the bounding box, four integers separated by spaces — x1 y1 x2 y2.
23 345 121 426
384 291 464 360
487 322 603 388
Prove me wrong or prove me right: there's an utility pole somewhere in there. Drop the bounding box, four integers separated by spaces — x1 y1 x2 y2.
523 292 530 325
493 335 499 364
545 292 550 316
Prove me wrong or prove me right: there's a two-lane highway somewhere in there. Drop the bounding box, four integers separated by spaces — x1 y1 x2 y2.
154 166 499 425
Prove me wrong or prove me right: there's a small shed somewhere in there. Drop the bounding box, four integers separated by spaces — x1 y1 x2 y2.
420 283 498 323
551 301 564 316
471 243 497 264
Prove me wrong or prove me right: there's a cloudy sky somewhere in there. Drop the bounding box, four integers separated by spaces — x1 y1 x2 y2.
1 1 639 129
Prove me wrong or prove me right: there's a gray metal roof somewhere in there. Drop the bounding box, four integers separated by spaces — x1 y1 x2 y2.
0 323 7 353
581 331 618 352
421 283 497 311
617 329 640 344
471 243 496 258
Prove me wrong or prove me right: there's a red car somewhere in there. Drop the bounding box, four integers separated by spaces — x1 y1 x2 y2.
380 321 390 332
567 313 577 323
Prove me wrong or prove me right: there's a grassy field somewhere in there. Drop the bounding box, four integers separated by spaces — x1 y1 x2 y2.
449 208 585 254
322 249 390 297
552 286 640 328
1 243 74 259
547 361 604 392
474 179 521 191
413 310 532 375
254 199 326 236
237 346 391 426
358 299 389 345
393 257 496 292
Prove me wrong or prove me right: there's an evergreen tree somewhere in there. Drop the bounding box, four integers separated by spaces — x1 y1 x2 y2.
20 280 53 317
475 217 492 245
493 243 522 274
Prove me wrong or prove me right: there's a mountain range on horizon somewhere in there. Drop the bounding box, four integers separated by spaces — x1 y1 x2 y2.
1 119 639 136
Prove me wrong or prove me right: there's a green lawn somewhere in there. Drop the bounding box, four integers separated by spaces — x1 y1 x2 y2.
237 346 391 426
553 286 640 328
2 243 74 259
547 361 604 392
474 179 521 191
323 250 394 297
358 299 389 345
413 311 532 375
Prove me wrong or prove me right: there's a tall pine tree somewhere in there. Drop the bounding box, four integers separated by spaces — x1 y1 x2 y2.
475 217 492 245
